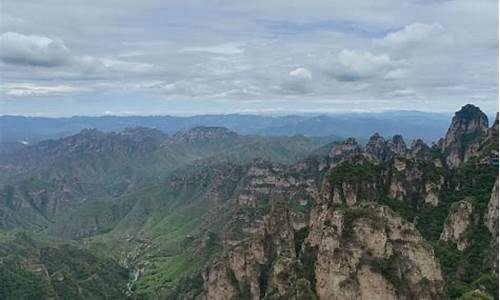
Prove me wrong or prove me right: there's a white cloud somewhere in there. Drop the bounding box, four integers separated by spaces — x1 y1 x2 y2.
0 32 71 66
384 68 406 80
389 88 417 97
183 42 245 55
100 58 153 73
3 83 82 97
289 67 312 79
375 23 446 49
332 49 404 81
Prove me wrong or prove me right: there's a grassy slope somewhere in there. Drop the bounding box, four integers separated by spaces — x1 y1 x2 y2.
0 230 130 300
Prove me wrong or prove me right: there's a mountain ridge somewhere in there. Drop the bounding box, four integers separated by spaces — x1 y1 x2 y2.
0 111 459 144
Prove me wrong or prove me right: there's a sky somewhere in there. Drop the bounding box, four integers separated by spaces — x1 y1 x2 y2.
0 0 498 116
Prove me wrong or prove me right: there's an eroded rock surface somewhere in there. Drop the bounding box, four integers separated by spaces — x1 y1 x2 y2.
485 178 499 268
440 199 474 251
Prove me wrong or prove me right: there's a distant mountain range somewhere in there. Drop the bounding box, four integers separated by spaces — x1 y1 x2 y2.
0 111 457 145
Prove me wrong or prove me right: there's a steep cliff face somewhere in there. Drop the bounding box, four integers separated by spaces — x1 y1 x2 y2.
441 104 489 167
440 199 474 251
201 188 448 300
322 156 382 206
203 204 309 300
198 151 451 300
485 178 499 268
307 204 445 300
386 156 444 207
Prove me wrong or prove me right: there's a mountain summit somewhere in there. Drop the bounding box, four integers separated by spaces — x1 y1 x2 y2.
441 104 490 167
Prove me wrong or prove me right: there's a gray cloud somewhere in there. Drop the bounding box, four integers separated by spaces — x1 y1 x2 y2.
0 32 71 67
0 31 154 93
0 0 497 115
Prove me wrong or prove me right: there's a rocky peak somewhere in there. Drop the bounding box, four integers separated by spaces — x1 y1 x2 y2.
329 137 362 163
410 139 431 158
444 104 489 146
441 104 489 167
387 134 407 156
365 133 389 161
492 113 499 131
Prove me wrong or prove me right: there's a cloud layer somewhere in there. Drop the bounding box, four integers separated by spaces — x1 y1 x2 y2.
0 0 498 115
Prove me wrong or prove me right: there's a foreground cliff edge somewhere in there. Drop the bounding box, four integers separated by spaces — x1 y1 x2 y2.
0 104 498 300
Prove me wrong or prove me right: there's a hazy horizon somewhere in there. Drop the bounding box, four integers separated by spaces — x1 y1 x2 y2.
0 104 497 119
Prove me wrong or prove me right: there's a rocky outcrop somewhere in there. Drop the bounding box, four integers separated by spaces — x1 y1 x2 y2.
410 139 432 159
440 199 474 251
307 204 445 300
203 261 240 300
441 104 489 167
365 133 390 161
387 157 444 206
203 197 446 300
485 178 499 268
329 138 363 164
236 159 318 217
204 203 307 300
364 134 407 162
479 112 499 164
388 135 407 156
321 156 381 206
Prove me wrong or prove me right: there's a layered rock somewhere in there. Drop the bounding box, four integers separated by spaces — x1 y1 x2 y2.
440 199 474 251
